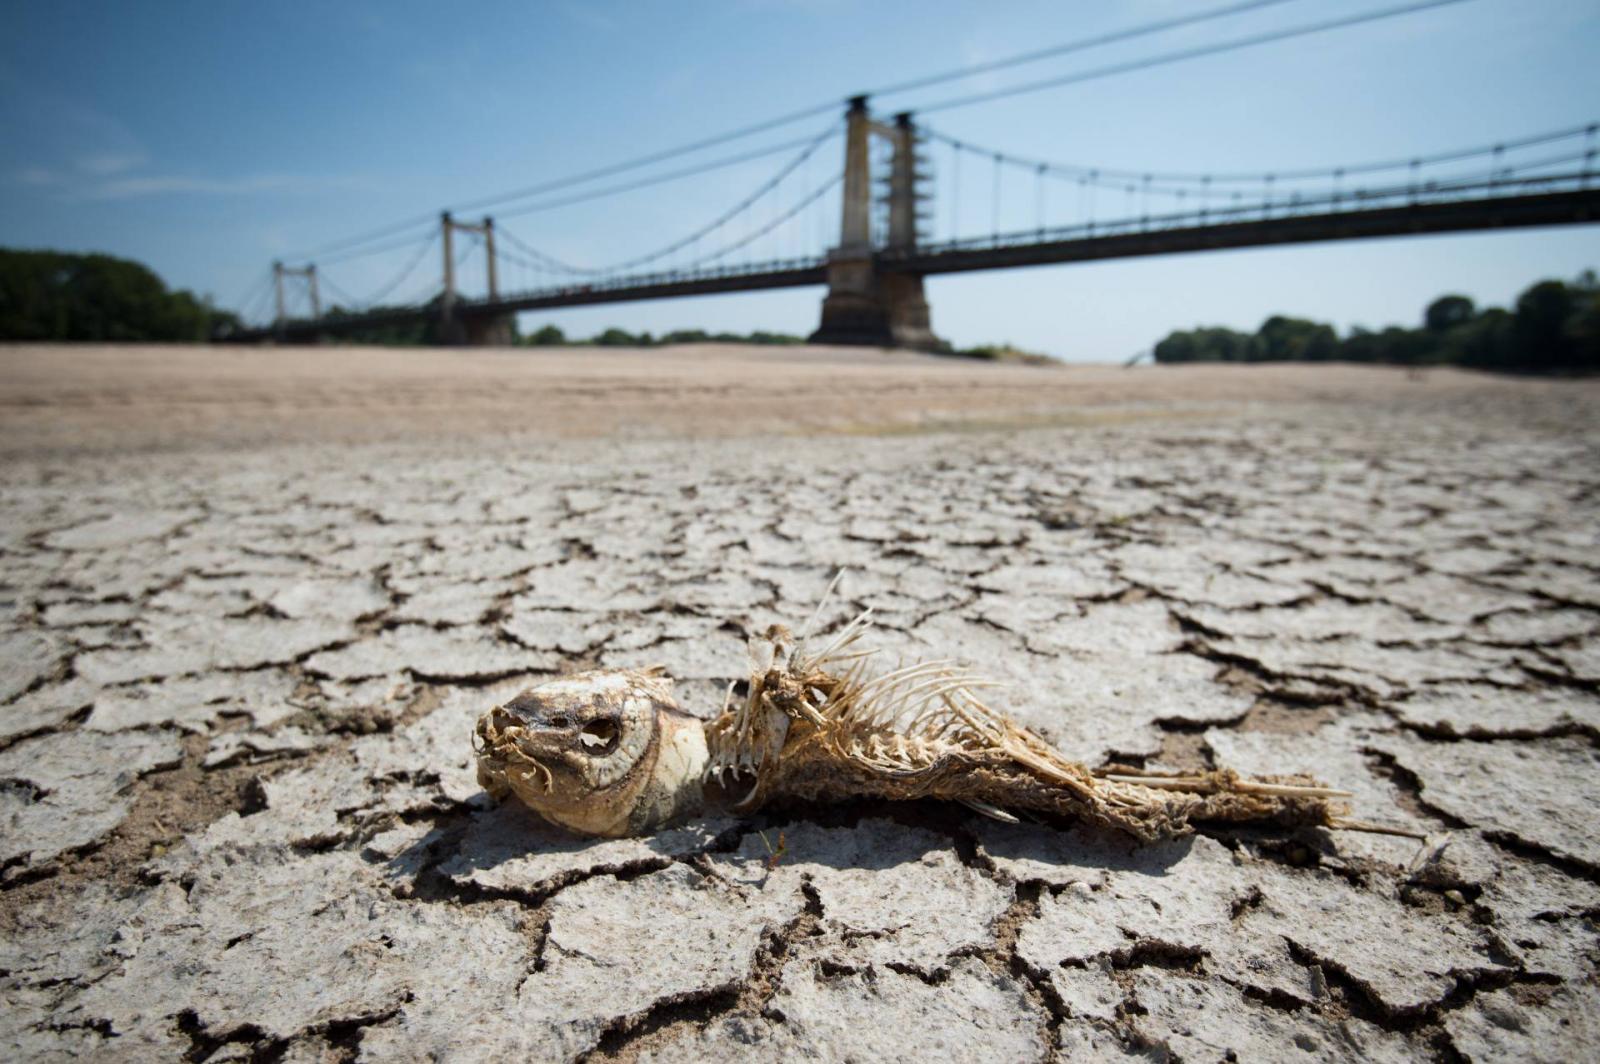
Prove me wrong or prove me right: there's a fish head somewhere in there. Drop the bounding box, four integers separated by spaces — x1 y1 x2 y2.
474 669 673 836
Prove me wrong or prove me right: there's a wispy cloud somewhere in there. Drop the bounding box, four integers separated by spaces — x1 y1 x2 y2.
15 167 57 187
80 172 372 201
0 77 362 204
8 162 372 201
77 151 146 177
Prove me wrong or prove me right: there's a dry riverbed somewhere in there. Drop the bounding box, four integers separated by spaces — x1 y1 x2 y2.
2 343 1598 1060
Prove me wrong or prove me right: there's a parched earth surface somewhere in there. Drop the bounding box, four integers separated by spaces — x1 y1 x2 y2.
2 345 1599 1061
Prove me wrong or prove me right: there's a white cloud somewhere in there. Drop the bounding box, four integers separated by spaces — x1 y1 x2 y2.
77 151 147 176
78 173 372 201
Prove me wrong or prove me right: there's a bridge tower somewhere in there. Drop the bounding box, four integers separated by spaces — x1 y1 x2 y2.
270 261 324 344
439 212 516 346
809 98 941 351
272 261 320 329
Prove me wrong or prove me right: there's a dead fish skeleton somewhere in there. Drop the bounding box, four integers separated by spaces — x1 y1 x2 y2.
473 600 1385 840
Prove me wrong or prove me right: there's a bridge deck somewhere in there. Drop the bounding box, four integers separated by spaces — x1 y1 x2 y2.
891 186 1600 276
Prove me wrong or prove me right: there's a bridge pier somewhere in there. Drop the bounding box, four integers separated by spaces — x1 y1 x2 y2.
462 312 516 346
809 101 942 351
811 256 937 349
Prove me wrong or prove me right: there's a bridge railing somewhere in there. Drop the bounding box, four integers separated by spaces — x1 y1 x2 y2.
239 253 834 337
454 253 830 310
889 170 1595 261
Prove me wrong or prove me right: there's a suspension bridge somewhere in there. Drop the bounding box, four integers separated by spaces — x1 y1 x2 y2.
226 3 1600 350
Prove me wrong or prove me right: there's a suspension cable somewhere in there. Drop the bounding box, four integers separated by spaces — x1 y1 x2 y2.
495 227 588 276
275 0 1320 264
991 154 1001 239
242 275 277 325
490 172 841 287
681 173 842 269
949 142 960 242
914 0 1473 116
496 123 839 277
922 120 1598 194
268 0 1501 287
1036 165 1046 236
327 230 441 310
494 130 832 224
316 273 361 311
869 0 1303 101
303 224 438 269
230 269 274 322
453 232 480 272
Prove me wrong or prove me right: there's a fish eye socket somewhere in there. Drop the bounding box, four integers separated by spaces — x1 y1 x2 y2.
578 718 620 755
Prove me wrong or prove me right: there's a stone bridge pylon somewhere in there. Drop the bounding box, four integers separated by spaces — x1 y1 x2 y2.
809 97 943 351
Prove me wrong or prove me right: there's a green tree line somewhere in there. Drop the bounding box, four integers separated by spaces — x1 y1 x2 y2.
0 248 238 342
1153 272 1600 375
224 314 810 348
521 324 804 347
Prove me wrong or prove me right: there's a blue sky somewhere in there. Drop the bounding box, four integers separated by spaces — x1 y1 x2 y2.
3 0 1597 360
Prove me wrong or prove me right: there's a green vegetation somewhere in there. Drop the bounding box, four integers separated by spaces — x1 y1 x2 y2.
521 324 805 347
0 248 238 342
1153 271 1600 375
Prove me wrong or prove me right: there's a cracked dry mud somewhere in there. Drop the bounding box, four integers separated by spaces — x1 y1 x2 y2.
3 350 1599 1062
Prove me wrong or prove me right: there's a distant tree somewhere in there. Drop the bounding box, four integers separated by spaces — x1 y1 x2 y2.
654 327 801 346
747 330 803 345
1338 323 1433 365
1255 315 1338 362
1152 331 1197 363
593 327 639 346
1339 326 1379 362
1129 271 1599 376
1442 308 1515 372
525 324 567 346
1565 271 1600 374
1198 326 1256 362
1424 294 1475 333
1153 326 1254 363
1375 326 1436 366
1513 279 1575 373
0 248 236 342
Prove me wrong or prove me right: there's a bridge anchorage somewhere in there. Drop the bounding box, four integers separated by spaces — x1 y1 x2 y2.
811 98 942 351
